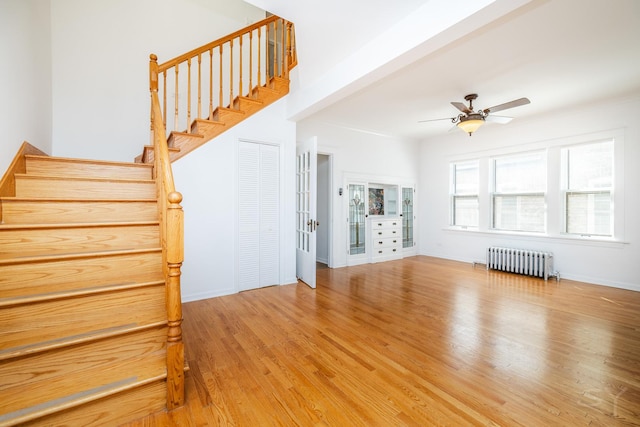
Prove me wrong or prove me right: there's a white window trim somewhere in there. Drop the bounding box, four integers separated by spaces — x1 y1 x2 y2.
444 128 626 245
449 160 479 229
490 150 547 233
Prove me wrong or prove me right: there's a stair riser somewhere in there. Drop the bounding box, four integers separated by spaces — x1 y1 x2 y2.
15 176 156 200
0 199 158 224
211 107 245 123
138 146 180 164
253 86 281 104
167 132 203 150
268 76 289 93
26 380 166 427
1 285 166 356
25 156 153 181
0 251 163 299
0 327 167 419
233 97 264 115
0 224 160 258
190 119 224 138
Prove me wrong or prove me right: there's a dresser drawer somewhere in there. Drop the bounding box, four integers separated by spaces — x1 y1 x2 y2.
371 219 401 230
372 236 401 248
372 228 400 239
372 246 401 257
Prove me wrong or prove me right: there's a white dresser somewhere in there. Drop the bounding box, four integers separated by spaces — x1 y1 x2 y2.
370 218 402 263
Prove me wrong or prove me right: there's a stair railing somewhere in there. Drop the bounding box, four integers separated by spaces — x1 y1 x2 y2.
146 15 295 411
149 63 185 410
149 15 296 141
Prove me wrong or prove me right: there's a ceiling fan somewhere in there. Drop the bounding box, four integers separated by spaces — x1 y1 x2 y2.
419 94 531 136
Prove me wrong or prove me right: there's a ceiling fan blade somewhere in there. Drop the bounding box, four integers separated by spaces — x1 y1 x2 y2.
418 117 454 123
485 115 513 124
451 102 471 114
483 97 530 114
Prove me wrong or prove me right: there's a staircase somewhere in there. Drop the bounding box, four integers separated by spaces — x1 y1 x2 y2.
136 15 296 164
0 150 170 426
136 75 291 164
0 14 296 425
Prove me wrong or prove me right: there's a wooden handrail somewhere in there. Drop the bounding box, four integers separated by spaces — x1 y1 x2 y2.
150 55 185 410
151 15 296 135
157 15 286 72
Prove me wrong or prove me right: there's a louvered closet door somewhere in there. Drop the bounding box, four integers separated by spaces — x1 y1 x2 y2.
238 141 280 291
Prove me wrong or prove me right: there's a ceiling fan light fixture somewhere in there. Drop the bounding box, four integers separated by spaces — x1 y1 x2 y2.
457 115 485 136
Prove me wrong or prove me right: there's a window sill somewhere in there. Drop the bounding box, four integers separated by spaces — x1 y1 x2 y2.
443 226 629 247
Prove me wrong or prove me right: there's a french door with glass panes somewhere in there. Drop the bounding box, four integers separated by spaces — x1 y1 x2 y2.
401 186 415 252
347 183 367 265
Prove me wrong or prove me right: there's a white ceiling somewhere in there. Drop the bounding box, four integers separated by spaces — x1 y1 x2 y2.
251 0 640 141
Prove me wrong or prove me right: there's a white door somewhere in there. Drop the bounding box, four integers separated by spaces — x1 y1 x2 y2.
238 141 280 291
296 137 317 288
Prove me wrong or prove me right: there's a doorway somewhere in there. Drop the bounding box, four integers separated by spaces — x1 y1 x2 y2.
316 154 331 267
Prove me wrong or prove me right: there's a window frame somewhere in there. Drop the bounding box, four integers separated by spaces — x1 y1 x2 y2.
561 139 614 237
490 150 547 233
450 160 479 228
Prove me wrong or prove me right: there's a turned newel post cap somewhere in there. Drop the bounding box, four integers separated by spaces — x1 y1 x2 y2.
150 53 158 62
168 191 183 205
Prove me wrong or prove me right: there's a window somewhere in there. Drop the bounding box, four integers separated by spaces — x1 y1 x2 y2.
451 161 478 227
492 151 546 232
563 140 613 236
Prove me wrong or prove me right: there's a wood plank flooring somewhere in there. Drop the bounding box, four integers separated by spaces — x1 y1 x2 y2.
125 256 640 426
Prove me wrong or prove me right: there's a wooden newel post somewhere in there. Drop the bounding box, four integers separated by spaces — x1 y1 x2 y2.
150 54 159 93
149 54 159 149
166 190 185 409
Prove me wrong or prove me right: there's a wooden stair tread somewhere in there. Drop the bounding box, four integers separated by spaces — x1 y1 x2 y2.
0 325 168 426
0 196 157 203
0 280 165 307
25 154 154 170
214 106 245 114
0 320 167 361
0 374 166 427
14 173 154 184
235 95 264 105
0 250 163 299
169 130 204 139
0 246 161 266
192 118 224 126
0 220 159 230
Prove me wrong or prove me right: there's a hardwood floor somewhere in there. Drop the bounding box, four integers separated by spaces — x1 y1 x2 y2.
126 256 640 426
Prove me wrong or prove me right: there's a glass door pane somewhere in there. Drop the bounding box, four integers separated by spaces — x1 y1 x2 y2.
349 184 366 255
402 187 414 248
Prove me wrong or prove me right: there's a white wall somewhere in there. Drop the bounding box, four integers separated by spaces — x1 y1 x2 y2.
173 99 297 302
297 120 420 268
419 95 640 291
49 0 265 163
0 0 52 172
